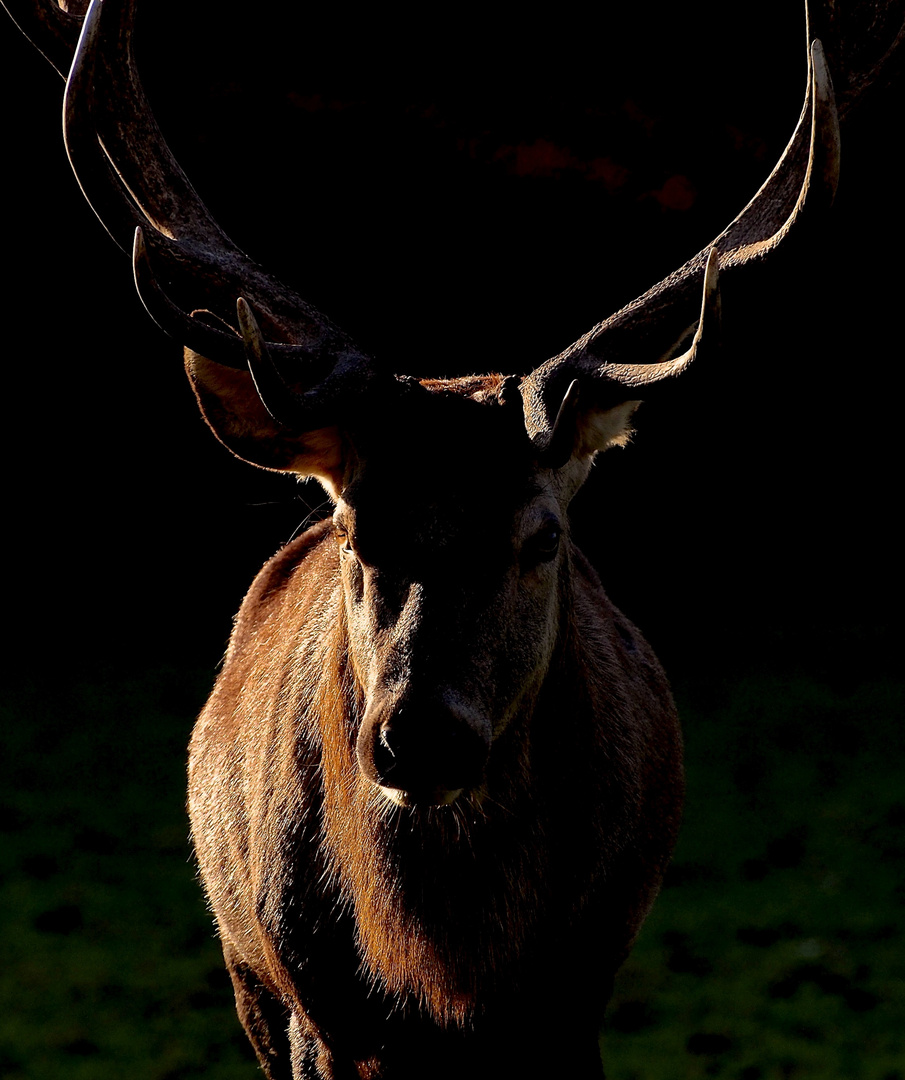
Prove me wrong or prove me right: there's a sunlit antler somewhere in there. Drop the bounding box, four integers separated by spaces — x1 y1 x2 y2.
4 0 902 458
519 35 840 448
8 0 392 437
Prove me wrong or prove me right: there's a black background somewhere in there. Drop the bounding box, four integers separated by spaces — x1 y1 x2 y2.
1 3 900 711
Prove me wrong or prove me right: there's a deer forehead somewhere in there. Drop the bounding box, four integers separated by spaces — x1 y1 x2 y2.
334 478 563 556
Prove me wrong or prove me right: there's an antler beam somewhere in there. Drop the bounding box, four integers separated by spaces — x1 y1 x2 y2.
519 37 840 447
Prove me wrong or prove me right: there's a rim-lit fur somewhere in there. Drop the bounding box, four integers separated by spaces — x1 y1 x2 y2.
188 379 683 1077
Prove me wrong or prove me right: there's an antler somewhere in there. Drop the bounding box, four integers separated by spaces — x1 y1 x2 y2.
7 0 390 432
4 0 902 465
519 33 840 450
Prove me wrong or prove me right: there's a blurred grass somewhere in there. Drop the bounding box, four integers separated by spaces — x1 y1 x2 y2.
1 665 902 1078
0 670 256 1080
605 674 905 1079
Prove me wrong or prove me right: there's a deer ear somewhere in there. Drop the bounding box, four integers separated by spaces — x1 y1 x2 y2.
185 350 346 496
539 380 641 466
574 399 641 457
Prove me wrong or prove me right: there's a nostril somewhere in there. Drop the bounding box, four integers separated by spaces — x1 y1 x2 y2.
373 725 401 780
367 714 489 795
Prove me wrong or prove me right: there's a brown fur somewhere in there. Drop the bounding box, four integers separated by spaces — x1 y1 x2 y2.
188 375 684 1079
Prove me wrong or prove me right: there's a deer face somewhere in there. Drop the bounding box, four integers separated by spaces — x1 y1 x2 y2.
185 358 650 806
332 389 577 807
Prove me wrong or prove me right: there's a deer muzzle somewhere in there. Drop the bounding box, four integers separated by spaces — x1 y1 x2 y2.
356 692 491 807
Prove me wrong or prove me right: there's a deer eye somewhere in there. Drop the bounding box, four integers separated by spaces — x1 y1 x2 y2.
524 519 561 565
334 524 355 557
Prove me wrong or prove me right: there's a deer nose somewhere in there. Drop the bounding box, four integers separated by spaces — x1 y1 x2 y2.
357 702 490 805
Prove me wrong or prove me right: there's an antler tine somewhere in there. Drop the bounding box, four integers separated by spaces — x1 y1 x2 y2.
132 227 336 372
237 299 337 430
0 0 86 76
131 227 245 364
520 25 840 444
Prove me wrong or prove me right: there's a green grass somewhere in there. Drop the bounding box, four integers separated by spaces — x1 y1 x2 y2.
0 671 255 1080
1 667 902 1078
604 675 905 1079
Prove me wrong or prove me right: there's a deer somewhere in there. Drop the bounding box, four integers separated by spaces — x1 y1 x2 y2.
6 0 901 1076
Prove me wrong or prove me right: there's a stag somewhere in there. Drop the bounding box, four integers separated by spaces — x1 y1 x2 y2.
8 0 902 1076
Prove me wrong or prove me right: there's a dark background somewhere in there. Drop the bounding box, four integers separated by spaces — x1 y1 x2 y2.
2 2 900 683
0 3 902 1077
